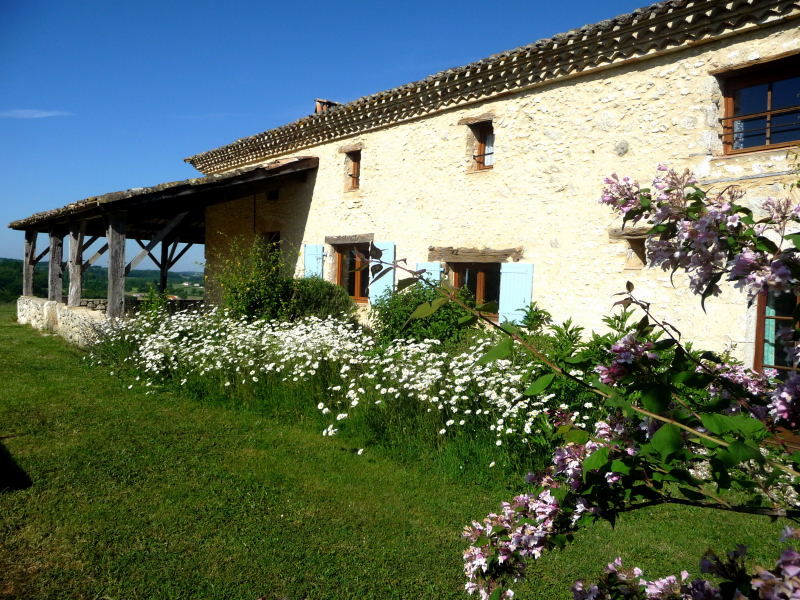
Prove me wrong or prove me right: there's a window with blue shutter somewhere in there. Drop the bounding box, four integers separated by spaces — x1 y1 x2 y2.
498 262 533 323
368 242 395 303
415 261 443 284
303 244 324 278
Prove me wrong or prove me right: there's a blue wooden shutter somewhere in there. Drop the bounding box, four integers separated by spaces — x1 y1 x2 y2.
368 242 395 303
499 262 533 323
415 262 442 284
303 244 324 278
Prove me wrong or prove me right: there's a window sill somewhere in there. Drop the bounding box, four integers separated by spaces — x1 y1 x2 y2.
717 144 799 159
467 166 494 175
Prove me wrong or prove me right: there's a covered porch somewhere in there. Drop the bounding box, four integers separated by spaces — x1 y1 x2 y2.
8 157 318 319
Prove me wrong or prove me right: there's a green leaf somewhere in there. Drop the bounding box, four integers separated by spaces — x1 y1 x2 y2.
563 428 590 445
784 233 800 248
457 314 478 326
477 337 513 366
640 385 670 414
610 459 631 475
700 273 722 313
701 413 766 438
489 589 502 600
651 424 682 460
395 277 418 292
582 447 610 473
717 441 763 468
755 236 779 254
408 296 449 320
700 413 730 435
653 339 677 350
525 373 556 396
673 371 713 389
476 300 499 313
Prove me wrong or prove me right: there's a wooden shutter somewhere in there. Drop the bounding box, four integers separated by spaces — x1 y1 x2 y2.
368 242 395 302
499 262 533 323
303 244 324 278
416 261 442 284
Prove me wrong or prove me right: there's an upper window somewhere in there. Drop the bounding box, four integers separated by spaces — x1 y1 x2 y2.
345 150 361 190
721 55 800 154
470 122 495 170
450 262 500 315
755 291 799 379
336 243 369 302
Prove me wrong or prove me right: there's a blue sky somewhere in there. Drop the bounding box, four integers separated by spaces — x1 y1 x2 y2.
1 0 647 271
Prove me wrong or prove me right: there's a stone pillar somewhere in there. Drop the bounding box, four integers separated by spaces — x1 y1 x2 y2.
107 212 126 319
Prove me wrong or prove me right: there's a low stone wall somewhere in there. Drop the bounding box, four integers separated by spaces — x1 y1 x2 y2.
17 296 108 347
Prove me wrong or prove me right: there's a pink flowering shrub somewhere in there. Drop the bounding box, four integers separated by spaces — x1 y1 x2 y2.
460 164 800 600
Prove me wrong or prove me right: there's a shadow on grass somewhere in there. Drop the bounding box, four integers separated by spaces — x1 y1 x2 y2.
0 440 31 492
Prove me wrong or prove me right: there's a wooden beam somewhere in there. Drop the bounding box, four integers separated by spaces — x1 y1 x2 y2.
134 238 162 270
124 212 188 275
80 235 99 253
22 231 36 296
83 243 109 273
167 242 193 270
67 222 85 306
427 246 523 263
107 212 126 319
48 230 64 303
34 247 50 264
159 241 170 292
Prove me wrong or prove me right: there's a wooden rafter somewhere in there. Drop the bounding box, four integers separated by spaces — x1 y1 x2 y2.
125 212 188 275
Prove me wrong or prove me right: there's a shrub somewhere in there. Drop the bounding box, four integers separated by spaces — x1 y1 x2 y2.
285 277 356 321
369 282 476 345
215 237 292 320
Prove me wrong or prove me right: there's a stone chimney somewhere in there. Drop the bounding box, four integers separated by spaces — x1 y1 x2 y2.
315 98 341 114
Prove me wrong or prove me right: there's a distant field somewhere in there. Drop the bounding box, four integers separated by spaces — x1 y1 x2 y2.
0 303 790 599
0 257 203 302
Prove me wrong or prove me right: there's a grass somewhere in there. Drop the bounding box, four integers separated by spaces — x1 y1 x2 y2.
0 303 794 599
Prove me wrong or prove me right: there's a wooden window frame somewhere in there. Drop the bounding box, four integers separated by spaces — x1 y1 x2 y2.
754 292 799 376
720 56 800 155
345 150 361 190
450 262 500 317
335 243 369 303
470 122 494 170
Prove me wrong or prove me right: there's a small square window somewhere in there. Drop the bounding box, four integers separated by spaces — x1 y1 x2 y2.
345 150 361 190
470 122 495 170
335 243 369 301
755 291 799 379
449 262 500 314
720 55 800 154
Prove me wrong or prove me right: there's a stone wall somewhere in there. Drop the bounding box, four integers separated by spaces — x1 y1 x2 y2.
17 296 107 347
204 20 800 365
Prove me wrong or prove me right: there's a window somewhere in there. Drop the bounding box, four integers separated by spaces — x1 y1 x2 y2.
470 122 495 170
345 150 361 190
336 243 369 301
450 262 501 314
721 55 800 153
754 291 799 378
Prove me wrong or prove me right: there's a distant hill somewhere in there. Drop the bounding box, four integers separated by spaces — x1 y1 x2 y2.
0 258 204 303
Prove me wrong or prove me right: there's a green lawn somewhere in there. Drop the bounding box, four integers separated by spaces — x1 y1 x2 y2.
0 303 792 599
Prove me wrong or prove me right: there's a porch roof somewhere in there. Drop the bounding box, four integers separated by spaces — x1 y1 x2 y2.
8 156 318 244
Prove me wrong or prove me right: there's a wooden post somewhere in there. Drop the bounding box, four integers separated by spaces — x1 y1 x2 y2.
67 222 85 306
107 212 126 319
48 230 64 303
22 231 36 296
159 240 170 292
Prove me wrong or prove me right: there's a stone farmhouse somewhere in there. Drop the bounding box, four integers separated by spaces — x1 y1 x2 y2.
9 0 800 373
